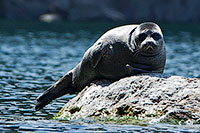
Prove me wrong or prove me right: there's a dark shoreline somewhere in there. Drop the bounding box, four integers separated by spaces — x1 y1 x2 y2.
1 0 200 23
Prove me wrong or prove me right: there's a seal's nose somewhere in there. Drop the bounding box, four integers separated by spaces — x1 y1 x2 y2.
146 41 156 47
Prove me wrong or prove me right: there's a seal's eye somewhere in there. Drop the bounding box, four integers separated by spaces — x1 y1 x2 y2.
152 33 161 41
138 33 147 42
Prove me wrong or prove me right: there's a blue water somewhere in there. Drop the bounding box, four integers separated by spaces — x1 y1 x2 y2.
0 20 200 132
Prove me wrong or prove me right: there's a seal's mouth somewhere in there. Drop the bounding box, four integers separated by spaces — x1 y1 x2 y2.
139 43 160 57
140 43 159 55
145 45 155 53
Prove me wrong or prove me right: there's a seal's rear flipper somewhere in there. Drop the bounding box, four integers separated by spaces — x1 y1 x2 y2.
35 71 75 111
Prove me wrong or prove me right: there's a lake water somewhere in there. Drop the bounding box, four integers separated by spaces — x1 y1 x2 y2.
0 20 200 132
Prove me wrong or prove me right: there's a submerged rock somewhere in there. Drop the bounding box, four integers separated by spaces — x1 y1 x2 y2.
56 74 200 124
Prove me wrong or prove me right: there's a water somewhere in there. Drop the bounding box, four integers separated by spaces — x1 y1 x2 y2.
0 20 200 132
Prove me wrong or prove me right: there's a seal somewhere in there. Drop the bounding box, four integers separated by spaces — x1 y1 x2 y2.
35 22 166 111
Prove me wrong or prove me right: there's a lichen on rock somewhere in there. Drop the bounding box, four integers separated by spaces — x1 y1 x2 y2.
55 74 200 124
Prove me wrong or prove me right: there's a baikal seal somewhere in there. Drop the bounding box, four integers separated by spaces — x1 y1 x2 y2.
35 22 166 111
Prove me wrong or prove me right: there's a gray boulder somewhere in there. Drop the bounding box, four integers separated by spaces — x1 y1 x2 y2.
56 74 200 124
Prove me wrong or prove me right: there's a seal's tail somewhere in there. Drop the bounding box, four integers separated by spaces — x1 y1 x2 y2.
35 71 75 111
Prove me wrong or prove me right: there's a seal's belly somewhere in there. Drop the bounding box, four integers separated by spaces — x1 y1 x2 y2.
96 49 164 80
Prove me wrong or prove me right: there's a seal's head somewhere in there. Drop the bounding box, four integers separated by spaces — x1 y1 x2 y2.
133 22 165 56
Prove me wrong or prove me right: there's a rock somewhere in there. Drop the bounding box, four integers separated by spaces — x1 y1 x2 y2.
56 74 200 124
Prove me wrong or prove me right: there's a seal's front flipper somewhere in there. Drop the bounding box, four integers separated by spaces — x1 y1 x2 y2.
126 64 151 75
91 42 110 68
35 71 75 111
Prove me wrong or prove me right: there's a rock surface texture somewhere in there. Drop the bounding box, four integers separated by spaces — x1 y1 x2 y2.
1 0 200 22
57 74 200 124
